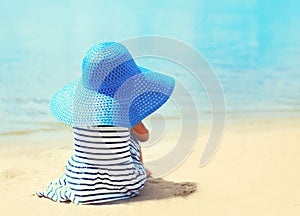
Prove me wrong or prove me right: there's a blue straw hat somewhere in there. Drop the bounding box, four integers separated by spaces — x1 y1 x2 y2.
50 42 175 128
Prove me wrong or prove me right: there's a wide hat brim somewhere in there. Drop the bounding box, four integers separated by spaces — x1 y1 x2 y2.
50 67 175 128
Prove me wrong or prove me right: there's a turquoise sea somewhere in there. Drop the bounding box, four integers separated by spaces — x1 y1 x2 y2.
0 0 300 136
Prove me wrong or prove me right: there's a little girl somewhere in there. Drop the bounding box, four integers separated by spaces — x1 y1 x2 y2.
37 42 175 204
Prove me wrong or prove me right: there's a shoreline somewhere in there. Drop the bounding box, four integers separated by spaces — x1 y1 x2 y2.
1 114 300 138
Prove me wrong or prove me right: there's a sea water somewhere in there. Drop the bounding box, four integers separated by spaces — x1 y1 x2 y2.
0 0 299 136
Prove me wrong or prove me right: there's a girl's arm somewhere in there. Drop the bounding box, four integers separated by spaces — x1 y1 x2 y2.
131 121 149 142
132 122 152 176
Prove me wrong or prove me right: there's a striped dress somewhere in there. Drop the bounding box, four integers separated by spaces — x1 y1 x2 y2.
37 126 147 204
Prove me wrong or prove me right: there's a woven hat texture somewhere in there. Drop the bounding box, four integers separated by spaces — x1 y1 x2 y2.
50 42 175 127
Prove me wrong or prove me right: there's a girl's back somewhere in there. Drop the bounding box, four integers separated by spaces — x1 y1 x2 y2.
38 126 146 204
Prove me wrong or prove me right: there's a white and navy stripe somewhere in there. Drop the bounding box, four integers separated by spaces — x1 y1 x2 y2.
37 126 146 204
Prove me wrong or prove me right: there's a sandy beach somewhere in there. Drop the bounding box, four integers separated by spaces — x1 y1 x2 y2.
0 117 299 216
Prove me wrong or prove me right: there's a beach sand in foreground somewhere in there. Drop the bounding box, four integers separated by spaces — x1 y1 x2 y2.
0 117 299 216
